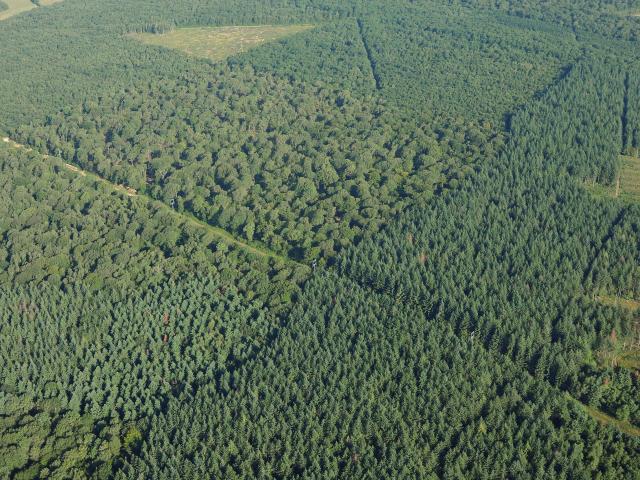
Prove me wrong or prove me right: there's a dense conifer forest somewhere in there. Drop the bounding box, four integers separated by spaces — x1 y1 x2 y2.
0 0 639 478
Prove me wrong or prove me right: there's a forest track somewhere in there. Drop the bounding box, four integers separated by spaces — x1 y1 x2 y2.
576 400 640 437
1 137 302 267
356 18 382 91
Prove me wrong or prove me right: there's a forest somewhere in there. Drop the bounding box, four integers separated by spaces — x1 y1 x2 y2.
0 0 639 478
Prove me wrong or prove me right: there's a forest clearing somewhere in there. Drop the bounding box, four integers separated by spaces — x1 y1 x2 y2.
617 350 640 370
0 0 36 20
584 155 640 202
619 155 640 201
0 0 61 20
596 332 640 370
129 24 314 62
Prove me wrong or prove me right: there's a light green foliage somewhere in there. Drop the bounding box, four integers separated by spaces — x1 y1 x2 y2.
0 0 62 20
122 426 142 452
20 74 498 259
0 394 121 478
0 144 305 307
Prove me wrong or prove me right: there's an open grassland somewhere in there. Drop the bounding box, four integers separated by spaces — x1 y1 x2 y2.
129 25 314 62
0 0 61 20
585 155 640 203
0 0 36 20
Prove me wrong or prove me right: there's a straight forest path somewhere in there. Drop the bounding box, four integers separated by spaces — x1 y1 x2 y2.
2 137 302 267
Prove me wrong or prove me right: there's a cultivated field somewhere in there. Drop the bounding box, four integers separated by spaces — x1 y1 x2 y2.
0 0 61 20
129 24 313 62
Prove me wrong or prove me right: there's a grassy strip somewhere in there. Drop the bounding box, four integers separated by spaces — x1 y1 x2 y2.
596 346 640 371
596 294 640 312
617 350 640 370
580 402 640 437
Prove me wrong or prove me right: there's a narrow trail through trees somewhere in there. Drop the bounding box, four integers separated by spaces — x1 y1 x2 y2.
622 71 630 152
356 18 382 90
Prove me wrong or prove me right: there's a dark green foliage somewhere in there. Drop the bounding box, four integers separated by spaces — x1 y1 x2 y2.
1 0 640 478
448 0 640 41
588 205 640 299
338 52 640 447
571 365 640 425
0 277 273 478
118 275 640 479
626 66 640 155
356 3 579 122
510 57 629 184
